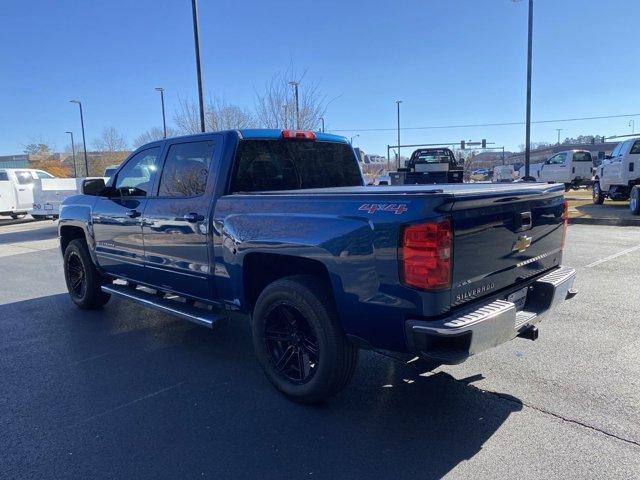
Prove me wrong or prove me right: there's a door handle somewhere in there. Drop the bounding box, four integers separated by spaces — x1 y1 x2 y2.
126 209 141 218
183 212 204 223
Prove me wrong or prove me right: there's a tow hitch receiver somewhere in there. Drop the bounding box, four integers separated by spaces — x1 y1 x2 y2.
518 325 539 341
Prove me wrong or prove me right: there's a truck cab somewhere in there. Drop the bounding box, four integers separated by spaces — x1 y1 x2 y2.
593 138 640 204
390 148 464 185
537 150 594 190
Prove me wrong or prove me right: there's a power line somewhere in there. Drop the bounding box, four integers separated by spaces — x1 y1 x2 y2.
329 113 640 133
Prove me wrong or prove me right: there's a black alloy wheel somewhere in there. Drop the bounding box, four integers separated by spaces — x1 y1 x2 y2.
264 303 319 384
66 251 88 300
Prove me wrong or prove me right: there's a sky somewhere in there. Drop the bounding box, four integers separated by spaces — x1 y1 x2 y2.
2 0 640 157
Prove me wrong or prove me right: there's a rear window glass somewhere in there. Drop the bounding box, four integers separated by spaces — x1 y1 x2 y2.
231 140 363 193
630 141 640 155
573 152 592 162
158 140 213 197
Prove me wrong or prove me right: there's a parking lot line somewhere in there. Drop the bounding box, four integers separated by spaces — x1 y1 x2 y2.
584 244 640 268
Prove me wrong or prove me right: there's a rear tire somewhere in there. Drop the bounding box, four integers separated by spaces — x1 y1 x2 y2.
63 239 111 309
592 181 605 204
252 275 358 404
630 186 640 215
10 212 26 220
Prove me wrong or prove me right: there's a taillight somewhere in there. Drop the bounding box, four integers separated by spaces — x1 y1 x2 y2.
281 130 316 140
400 218 452 290
560 200 569 250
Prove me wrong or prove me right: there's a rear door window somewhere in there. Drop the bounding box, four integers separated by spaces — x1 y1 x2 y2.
0 171 8 181
231 140 363 193
158 141 214 197
573 152 592 162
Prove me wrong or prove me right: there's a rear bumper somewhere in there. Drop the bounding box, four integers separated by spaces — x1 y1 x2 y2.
405 266 576 364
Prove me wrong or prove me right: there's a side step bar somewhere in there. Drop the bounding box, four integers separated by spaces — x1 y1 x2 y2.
101 284 227 329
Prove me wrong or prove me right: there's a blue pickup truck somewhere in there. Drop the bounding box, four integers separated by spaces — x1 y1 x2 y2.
59 129 576 403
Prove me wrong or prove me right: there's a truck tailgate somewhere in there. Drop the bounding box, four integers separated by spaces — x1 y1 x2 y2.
450 184 566 308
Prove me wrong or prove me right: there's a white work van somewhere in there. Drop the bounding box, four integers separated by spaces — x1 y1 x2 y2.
0 169 55 219
519 150 594 190
593 138 640 210
492 165 516 182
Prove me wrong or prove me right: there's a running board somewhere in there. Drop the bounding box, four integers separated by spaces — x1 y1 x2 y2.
101 284 227 329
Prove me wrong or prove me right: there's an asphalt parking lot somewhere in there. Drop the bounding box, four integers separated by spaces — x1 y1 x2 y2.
1 220 639 479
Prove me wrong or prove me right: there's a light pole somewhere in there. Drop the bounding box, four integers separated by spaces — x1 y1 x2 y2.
155 87 167 138
396 100 402 169
513 0 533 179
629 120 635 134
319 117 325 133
350 134 359 145
191 0 206 132
65 131 77 178
556 128 562 145
289 81 300 129
69 100 88 176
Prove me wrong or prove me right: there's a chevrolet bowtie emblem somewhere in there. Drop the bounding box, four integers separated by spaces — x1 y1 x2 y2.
513 235 532 252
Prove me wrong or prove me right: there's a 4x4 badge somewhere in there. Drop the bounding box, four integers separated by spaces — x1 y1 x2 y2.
513 235 532 252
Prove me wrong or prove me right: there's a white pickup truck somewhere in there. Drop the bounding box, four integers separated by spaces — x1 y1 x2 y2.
0 168 56 219
31 177 109 219
593 138 640 215
520 150 594 190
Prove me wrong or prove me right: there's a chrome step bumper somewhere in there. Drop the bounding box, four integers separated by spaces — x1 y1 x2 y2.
102 284 227 329
406 266 577 364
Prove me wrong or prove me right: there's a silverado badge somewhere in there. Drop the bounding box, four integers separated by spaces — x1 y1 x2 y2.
513 235 532 252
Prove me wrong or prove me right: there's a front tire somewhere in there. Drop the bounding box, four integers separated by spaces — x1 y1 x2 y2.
252 275 358 404
630 186 640 215
63 239 111 309
593 181 605 204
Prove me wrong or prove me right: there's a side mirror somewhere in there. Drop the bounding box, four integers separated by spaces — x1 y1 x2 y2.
82 178 106 196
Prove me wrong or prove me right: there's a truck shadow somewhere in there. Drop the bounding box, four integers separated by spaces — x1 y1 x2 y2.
1 293 522 479
0 221 58 244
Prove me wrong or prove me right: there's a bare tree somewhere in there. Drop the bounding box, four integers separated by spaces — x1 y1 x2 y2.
254 67 326 130
174 96 255 134
92 127 128 152
133 126 179 148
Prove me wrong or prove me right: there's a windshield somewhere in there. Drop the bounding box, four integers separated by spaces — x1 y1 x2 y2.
231 139 363 192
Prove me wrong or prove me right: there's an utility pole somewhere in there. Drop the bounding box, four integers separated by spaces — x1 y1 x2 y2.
524 0 533 178
191 0 206 132
65 131 77 178
289 81 300 129
396 100 402 169
69 100 88 176
556 128 562 145
320 117 325 133
155 87 167 138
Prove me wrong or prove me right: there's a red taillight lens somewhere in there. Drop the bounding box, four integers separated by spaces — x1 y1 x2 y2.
401 219 452 290
560 200 569 250
281 130 316 140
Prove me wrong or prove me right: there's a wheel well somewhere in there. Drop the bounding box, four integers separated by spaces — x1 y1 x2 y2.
60 226 86 254
242 253 334 313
